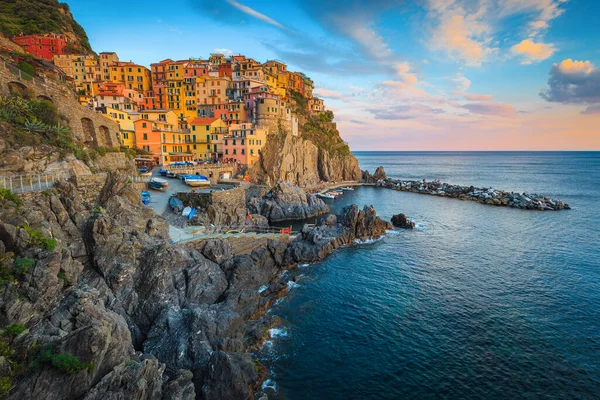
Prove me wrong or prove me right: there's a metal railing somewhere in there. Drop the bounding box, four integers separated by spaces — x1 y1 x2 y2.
0 172 71 194
171 224 296 244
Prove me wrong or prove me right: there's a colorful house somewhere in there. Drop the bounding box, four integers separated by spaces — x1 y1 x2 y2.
190 117 227 160
13 33 67 61
223 123 267 166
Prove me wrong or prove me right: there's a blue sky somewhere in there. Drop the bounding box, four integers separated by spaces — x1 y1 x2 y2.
67 0 600 150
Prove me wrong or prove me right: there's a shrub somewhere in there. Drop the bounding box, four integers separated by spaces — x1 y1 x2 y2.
17 61 36 78
31 345 94 375
0 189 21 207
17 225 56 251
3 324 25 338
0 376 12 398
28 100 59 126
13 258 34 276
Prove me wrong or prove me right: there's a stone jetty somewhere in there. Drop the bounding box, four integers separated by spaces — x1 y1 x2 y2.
364 168 570 211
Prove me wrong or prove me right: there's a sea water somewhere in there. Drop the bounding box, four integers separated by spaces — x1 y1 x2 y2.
259 152 600 399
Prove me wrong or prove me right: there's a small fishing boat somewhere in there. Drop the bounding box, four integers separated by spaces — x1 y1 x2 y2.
141 191 151 205
188 208 196 220
166 171 178 178
148 181 165 191
317 193 335 199
184 175 211 187
159 169 168 176
169 197 183 213
340 187 354 191
182 207 192 217
150 177 169 187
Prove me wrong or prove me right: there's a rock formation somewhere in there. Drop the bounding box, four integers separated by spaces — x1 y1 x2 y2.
0 173 390 399
391 213 415 229
247 182 329 222
249 130 361 187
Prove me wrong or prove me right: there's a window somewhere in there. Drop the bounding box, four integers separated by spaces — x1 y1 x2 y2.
233 140 236 145
225 149 228 155
143 134 148 140
142 122 147 128
233 149 237 155
225 140 228 145
241 149 245 155
192 126 196 131
163 146 167 151
206 125 209 131
123 132 129 139
206 134 210 142
241 139 244 145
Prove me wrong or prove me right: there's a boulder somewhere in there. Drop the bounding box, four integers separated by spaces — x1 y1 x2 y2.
247 182 329 222
391 213 415 229
373 166 387 181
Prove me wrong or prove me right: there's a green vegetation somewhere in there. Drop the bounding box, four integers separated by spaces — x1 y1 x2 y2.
31 345 94 375
0 376 11 398
17 61 35 77
0 189 22 208
13 258 34 276
301 111 351 156
2 324 25 338
0 0 92 53
17 225 57 251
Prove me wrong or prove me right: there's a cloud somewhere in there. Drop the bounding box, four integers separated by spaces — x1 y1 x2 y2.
501 0 568 36
214 48 234 56
426 0 496 66
511 39 555 64
581 105 600 115
462 102 516 117
367 104 445 120
452 73 471 92
540 59 600 104
463 93 493 101
349 119 367 125
225 0 285 29
313 88 348 101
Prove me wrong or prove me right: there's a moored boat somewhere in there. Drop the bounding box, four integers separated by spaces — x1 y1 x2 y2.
141 191 152 205
340 187 354 191
169 196 183 213
148 181 165 191
317 193 335 199
159 169 168 176
184 175 211 187
151 177 169 187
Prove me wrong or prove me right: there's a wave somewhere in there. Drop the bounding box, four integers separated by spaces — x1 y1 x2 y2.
353 236 385 245
258 285 268 294
299 263 311 268
287 280 300 289
261 378 278 393
269 328 289 338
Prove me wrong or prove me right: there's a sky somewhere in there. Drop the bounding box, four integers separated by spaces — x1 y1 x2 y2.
66 0 600 150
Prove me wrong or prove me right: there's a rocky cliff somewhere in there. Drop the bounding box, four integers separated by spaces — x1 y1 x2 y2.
0 173 390 399
0 0 93 53
249 118 361 187
247 182 329 222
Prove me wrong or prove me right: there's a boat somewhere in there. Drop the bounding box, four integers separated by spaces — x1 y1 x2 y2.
150 177 168 187
169 197 183 213
159 169 168 176
182 207 192 217
148 181 165 191
166 171 178 178
317 193 335 199
188 208 196 220
340 187 354 191
141 191 151 205
184 175 211 187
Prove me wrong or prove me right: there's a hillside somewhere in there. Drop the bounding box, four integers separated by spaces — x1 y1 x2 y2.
0 0 92 53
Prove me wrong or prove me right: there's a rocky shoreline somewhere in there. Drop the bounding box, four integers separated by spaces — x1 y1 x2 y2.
364 167 570 211
0 173 389 400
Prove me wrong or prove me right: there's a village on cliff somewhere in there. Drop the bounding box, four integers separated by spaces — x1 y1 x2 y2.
11 32 327 167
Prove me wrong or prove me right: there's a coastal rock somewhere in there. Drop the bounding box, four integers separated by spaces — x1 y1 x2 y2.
249 130 361 187
391 213 415 229
202 351 251 400
247 182 329 222
362 169 374 183
373 166 387 181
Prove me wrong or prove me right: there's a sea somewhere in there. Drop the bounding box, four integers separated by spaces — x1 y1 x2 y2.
258 151 600 400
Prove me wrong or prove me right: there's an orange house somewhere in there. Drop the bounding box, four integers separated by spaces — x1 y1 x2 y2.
133 119 161 163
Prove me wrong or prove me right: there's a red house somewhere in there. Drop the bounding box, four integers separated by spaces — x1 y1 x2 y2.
12 33 67 61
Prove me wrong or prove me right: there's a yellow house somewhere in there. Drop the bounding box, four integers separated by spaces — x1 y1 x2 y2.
110 62 152 93
105 107 137 148
190 117 227 160
139 109 179 125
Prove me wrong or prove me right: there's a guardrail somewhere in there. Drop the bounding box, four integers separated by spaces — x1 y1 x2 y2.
171 224 296 244
0 172 71 194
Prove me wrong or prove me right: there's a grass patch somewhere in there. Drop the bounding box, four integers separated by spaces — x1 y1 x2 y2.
17 225 56 251
0 189 21 208
31 345 94 375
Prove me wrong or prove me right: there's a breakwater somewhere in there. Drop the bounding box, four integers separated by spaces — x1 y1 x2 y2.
370 175 570 210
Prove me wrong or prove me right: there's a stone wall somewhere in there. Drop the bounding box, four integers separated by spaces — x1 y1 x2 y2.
177 187 247 226
68 173 108 205
0 59 121 148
